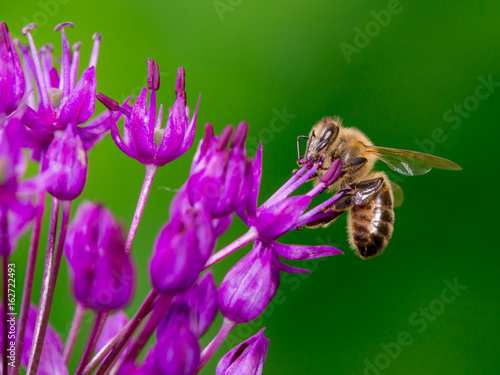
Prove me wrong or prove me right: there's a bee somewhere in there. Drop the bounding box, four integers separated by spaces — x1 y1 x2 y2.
297 116 461 259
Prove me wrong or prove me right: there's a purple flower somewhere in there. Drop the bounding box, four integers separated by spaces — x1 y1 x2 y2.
158 272 218 339
96 311 132 360
216 328 268 375
21 305 68 375
98 59 199 167
187 122 253 218
218 242 280 324
0 114 49 256
0 22 25 116
154 301 200 375
17 22 110 160
41 122 87 200
182 271 218 338
65 201 135 311
150 204 214 294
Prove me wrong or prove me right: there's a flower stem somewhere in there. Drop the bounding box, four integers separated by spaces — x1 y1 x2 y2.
26 199 71 375
75 311 107 375
1 205 9 375
92 290 158 375
123 293 173 363
125 164 157 254
62 303 85 364
84 316 133 375
14 189 46 375
196 318 236 373
204 227 258 269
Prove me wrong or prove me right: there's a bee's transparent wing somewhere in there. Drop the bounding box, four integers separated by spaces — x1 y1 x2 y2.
389 180 404 207
365 145 462 176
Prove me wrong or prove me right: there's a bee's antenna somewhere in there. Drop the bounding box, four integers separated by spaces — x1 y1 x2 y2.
297 135 309 161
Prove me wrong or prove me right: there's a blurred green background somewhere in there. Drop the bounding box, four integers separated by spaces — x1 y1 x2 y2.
4 0 499 374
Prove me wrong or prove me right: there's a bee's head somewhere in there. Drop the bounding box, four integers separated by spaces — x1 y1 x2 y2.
298 117 340 165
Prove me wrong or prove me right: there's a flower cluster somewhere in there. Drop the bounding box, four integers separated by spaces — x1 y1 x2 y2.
0 20 348 375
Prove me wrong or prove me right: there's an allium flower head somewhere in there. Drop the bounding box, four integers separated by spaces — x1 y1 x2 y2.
187 122 253 218
150 203 214 294
65 201 135 311
0 21 25 116
98 59 199 167
216 328 269 375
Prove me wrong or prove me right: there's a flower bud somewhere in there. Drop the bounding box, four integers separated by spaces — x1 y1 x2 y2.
187 122 253 218
216 328 269 375
65 202 135 311
150 207 214 294
42 123 87 201
154 304 200 375
182 271 218 338
218 242 279 324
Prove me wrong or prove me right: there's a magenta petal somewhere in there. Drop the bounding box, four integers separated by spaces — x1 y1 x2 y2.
65 202 135 311
58 66 96 125
77 109 114 151
150 219 204 294
218 244 274 324
216 328 268 375
21 105 54 130
131 87 155 162
256 195 311 239
272 255 310 274
42 123 88 201
183 271 218 338
21 305 69 375
272 242 343 260
154 323 199 375
96 311 132 360
246 142 263 219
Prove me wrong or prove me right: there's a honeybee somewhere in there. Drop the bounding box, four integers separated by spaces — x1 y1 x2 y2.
297 116 461 259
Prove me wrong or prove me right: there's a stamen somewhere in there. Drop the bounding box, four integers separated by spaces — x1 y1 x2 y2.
263 164 319 208
296 189 348 227
56 24 72 99
21 23 37 36
22 23 51 114
147 58 160 91
70 42 82 90
54 22 74 31
175 66 186 99
216 125 233 151
89 32 101 69
148 87 157 135
231 122 248 149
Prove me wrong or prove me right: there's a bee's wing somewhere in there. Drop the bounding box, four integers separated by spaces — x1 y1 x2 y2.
365 145 462 176
388 180 404 208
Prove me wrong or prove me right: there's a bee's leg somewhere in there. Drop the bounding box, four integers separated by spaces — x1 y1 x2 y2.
351 177 384 205
332 177 384 209
340 157 367 173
